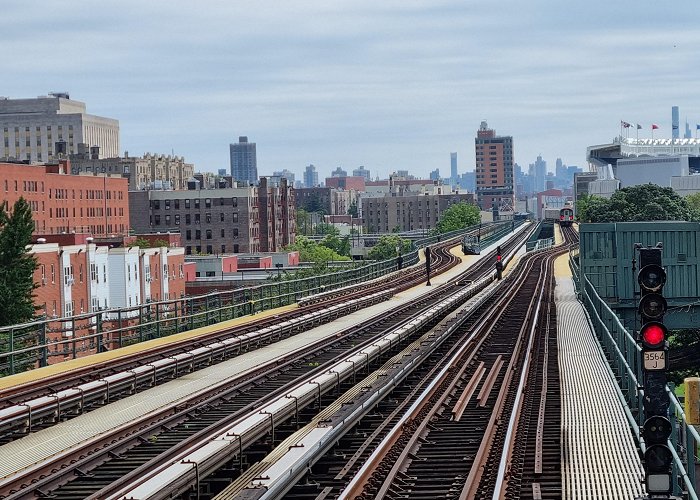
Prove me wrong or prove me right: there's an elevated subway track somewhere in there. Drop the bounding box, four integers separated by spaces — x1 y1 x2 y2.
0 226 533 499
0 222 519 442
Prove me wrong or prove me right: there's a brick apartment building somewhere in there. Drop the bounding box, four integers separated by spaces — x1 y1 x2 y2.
130 177 296 255
0 160 129 236
361 192 475 233
475 120 515 212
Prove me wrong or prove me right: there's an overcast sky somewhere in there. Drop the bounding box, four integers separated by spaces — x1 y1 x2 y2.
3 1 699 181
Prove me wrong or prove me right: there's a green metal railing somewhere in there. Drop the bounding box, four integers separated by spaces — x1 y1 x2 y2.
0 221 524 376
574 253 699 498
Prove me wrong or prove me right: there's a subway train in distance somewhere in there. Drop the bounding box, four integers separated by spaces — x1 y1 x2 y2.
559 203 574 227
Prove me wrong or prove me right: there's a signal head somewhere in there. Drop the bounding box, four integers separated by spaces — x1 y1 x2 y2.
640 322 667 349
642 415 672 445
638 294 667 321
638 264 666 292
645 444 673 472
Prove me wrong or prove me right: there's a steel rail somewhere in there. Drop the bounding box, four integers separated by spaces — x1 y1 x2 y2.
335 230 564 500
459 256 552 499
337 241 544 499
490 254 558 499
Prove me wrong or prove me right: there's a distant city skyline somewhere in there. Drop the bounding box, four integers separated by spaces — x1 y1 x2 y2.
3 2 698 181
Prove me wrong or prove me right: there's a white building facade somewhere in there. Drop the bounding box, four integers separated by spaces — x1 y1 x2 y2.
0 93 120 162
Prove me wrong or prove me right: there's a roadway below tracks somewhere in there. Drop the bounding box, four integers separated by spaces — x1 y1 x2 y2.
0 221 645 500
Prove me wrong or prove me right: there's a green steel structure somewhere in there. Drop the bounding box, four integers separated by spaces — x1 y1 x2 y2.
579 222 700 330
571 238 699 498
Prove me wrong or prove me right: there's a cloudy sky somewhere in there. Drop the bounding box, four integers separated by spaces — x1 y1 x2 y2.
3 1 698 181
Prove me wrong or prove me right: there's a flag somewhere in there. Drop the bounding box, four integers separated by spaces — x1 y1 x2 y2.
621 121 631 128
652 124 659 130
637 124 642 129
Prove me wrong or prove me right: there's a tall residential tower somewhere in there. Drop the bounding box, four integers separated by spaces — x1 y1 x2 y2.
474 121 514 212
230 136 257 185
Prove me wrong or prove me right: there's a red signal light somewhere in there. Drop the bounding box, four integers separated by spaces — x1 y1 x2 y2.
569 216 573 220
560 215 564 220
496 255 502 262
641 322 666 349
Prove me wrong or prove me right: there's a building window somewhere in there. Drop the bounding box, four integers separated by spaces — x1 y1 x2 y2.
185 214 191 224
205 213 211 223
165 199 170 210
205 198 211 208
174 199 180 209
232 198 238 207
220 228 225 237
174 214 180 225
194 199 200 209
206 229 212 239
196 229 201 239
233 213 238 223
194 213 200 224
221 245 226 253
206 245 213 254
186 229 192 240
233 228 239 237
154 215 161 225
233 244 239 253
165 214 171 225
185 199 190 209
220 212 225 222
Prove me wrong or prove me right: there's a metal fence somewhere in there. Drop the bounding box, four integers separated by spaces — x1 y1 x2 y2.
0 221 522 376
574 251 699 498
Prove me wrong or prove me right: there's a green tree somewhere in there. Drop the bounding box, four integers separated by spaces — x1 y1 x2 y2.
285 236 350 264
368 235 412 260
684 192 700 221
579 184 692 223
133 237 169 248
0 198 38 326
435 202 480 234
314 222 340 236
320 233 351 257
296 208 310 236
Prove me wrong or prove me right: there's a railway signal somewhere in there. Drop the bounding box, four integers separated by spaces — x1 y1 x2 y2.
637 246 674 497
495 246 503 280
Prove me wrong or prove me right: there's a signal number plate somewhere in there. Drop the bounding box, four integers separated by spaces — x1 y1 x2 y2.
644 351 666 371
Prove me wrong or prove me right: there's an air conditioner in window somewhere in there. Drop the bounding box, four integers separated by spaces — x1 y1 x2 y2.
41 277 47 285
66 277 74 286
